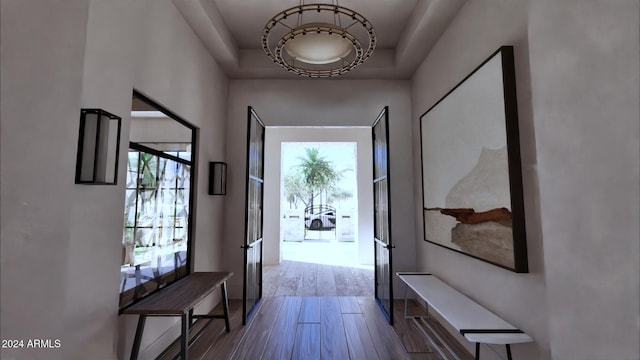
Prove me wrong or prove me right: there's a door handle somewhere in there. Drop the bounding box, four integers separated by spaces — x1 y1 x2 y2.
241 245 253 249
385 244 395 250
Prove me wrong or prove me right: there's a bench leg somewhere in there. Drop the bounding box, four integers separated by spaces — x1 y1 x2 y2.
130 315 146 360
403 284 428 319
403 284 409 318
473 343 512 360
181 313 189 360
188 309 194 329
221 281 231 332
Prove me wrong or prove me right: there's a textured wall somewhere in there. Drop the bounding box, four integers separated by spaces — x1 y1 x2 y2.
0 0 229 359
411 1 548 359
1 1 90 359
528 1 640 359
412 0 639 359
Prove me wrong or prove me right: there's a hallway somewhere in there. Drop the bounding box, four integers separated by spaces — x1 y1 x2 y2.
158 295 473 360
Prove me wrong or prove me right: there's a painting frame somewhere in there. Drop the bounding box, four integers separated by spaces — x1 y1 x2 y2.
419 46 528 273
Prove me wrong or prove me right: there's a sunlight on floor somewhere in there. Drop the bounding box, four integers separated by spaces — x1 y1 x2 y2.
282 238 373 270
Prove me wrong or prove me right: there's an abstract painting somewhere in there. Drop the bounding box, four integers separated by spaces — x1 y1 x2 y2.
419 46 528 272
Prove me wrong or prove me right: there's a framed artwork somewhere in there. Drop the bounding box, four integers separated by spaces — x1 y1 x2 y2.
419 46 528 273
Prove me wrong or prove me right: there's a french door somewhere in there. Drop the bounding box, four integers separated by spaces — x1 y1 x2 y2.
372 106 394 324
242 107 265 325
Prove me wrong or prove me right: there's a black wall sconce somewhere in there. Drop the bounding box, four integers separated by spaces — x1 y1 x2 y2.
75 108 122 185
208 162 227 195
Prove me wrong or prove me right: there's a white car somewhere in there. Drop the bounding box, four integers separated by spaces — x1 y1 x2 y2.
304 210 336 230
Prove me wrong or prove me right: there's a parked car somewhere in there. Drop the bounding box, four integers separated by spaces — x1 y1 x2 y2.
304 208 336 230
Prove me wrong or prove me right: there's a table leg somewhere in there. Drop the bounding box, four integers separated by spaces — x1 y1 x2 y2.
181 313 188 360
475 342 480 360
221 281 231 332
188 309 194 329
130 315 146 360
133 265 143 298
506 344 512 360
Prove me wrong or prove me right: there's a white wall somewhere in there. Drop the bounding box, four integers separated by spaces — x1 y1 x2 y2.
412 1 547 359
412 1 639 359
1 1 90 359
528 1 639 359
263 127 374 266
1 0 229 359
224 80 416 299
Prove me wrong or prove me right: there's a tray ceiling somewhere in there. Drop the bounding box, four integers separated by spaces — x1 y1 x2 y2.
174 0 467 79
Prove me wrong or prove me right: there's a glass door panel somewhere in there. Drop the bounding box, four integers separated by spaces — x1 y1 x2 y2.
372 106 393 324
243 107 265 324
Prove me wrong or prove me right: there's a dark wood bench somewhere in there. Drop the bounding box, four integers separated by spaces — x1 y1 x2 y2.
122 272 233 360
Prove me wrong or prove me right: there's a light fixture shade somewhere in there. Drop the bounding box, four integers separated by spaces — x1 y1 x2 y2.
75 108 122 185
209 162 227 195
284 26 353 64
262 3 375 78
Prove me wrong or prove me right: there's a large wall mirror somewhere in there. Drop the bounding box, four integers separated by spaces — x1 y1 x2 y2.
119 91 197 309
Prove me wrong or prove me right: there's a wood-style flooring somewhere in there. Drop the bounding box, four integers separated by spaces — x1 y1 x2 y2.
156 261 471 360
263 260 374 297
158 297 474 360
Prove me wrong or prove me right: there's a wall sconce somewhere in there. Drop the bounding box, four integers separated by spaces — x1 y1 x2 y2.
208 162 227 195
75 108 122 185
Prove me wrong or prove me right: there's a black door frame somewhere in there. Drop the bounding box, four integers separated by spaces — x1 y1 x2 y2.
372 106 394 324
242 106 265 325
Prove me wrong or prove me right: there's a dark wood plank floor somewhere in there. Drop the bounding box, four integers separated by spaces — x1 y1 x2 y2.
263 260 374 297
158 297 473 360
156 262 470 360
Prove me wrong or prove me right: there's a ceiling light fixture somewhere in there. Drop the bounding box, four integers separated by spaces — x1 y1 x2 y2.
262 1 376 78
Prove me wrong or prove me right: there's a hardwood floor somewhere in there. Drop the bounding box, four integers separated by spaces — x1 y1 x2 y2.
156 263 472 360
263 260 374 297
158 297 473 360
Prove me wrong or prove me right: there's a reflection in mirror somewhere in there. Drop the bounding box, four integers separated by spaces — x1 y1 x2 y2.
119 91 196 310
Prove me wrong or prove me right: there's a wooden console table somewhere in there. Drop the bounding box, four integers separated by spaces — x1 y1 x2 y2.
122 272 233 360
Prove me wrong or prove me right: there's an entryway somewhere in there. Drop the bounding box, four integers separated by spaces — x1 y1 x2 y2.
263 127 375 269
248 107 393 324
265 138 373 297
280 141 361 261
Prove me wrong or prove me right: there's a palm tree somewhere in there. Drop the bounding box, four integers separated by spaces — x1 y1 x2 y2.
297 148 336 210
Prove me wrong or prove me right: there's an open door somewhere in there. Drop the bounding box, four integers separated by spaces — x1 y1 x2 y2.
372 106 394 324
242 107 265 325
